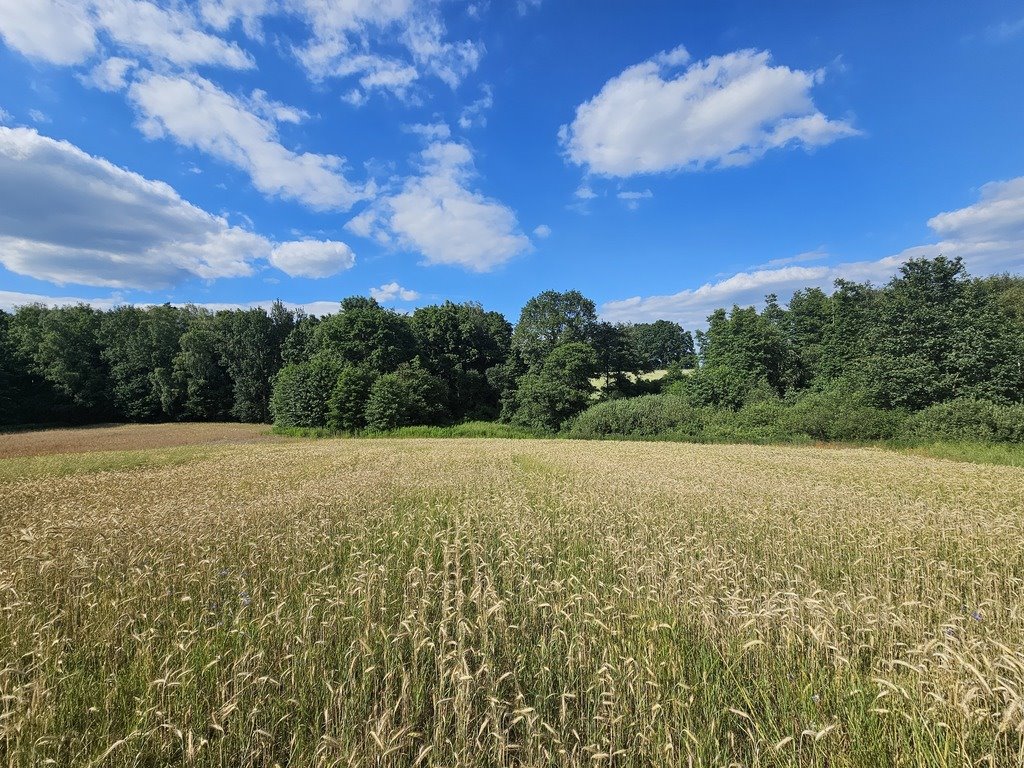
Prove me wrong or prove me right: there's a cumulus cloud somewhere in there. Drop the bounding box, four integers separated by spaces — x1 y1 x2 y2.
533 224 551 238
602 177 1024 325
561 46 859 176
370 281 420 302
405 122 451 141
346 140 531 272
0 0 98 65
0 0 252 69
128 72 367 210
0 126 337 289
94 0 253 69
270 0 482 102
79 56 136 91
269 240 355 278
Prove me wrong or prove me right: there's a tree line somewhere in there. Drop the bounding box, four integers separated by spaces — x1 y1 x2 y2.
0 291 693 430
1 255 1021 437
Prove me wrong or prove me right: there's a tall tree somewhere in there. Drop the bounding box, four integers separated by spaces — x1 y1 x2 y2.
511 290 597 371
99 304 186 421
315 297 416 373
172 309 234 421
9 304 110 419
510 342 597 431
626 320 696 371
412 301 511 420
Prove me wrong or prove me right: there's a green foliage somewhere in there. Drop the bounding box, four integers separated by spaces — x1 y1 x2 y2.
99 305 187 421
511 289 597 370
8 304 109 418
364 361 450 432
782 385 903 441
625 320 696 370
172 310 234 422
900 398 1024 443
510 342 597 431
219 307 290 423
411 301 510 421
3 257 1024 448
314 296 416 372
269 355 342 429
564 394 706 439
327 365 377 432
367 421 544 439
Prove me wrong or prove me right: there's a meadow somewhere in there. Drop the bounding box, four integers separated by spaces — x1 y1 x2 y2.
1 426 1023 766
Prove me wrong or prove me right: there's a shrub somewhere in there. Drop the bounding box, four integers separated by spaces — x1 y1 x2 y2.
327 365 377 433
901 398 1024 443
783 386 904 441
564 394 706 439
269 355 341 428
364 361 450 431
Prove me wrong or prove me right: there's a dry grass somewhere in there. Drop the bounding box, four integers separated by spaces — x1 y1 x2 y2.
0 422 281 459
1 432 1023 766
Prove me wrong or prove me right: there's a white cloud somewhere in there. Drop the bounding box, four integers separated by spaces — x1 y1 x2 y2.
0 290 126 312
128 72 367 210
927 178 1024 245
617 189 652 210
405 122 451 141
0 0 252 69
0 0 98 65
199 0 274 39
79 56 136 91
602 177 1024 325
93 0 253 69
28 109 51 124
370 281 419 302
0 126 340 290
0 107 12 124
0 126 269 288
987 16 1024 42
282 0 482 101
561 47 859 176
533 224 551 238
574 184 597 199
459 84 493 129
346 140 531 272
0 290 345 317
269 239 355 278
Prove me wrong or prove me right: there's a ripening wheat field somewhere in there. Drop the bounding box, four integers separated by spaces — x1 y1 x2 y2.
2 431 1024 767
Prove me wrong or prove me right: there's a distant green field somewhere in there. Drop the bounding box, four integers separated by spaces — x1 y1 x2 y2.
589 368 679 390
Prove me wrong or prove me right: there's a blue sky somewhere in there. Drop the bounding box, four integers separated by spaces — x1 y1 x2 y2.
1 0 1023 327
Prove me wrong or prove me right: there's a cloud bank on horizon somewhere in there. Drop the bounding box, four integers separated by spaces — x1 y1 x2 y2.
0 1 1021 323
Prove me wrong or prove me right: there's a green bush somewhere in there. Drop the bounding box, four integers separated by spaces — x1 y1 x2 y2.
364 361 450 431
564 394 705 439
783 386 904 441
901 398 1024 443
269 355 341 428
327 365 377 433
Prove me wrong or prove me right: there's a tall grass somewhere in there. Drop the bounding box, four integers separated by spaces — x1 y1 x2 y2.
2 437 1023 765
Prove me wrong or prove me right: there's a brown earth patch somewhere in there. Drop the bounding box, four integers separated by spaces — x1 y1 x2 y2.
0 422 285 458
